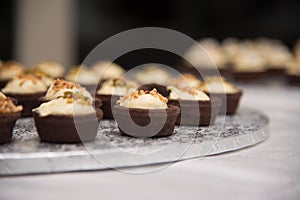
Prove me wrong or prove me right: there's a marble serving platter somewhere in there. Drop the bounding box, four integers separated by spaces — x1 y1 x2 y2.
0 108 269 176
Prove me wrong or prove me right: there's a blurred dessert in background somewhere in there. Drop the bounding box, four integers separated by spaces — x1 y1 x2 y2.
0 61 24 89
170 73 202 89
65 65 99 93
230 40 266 81
1 74 48 117
92 60 125 83
134 64 172 85
182 38 228 77
255 38 292 74
31 61 65 78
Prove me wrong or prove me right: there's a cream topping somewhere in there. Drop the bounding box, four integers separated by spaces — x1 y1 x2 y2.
168 86 210 101
2 75 48 94
92 61 125 80
33 91 95 117
33 61 65 78
97 78 137 96
0 61 24 80
118 89 168 109
45 79 92 100
200 76 239 94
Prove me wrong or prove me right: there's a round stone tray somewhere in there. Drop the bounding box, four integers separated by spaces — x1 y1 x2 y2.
0 108 269 176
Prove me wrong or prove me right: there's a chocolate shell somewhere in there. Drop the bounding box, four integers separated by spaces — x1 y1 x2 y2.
0 112 21 143
167 98 221 126
33 112 99 143
113 105 179 137
95 94 120 119
206 91 243 115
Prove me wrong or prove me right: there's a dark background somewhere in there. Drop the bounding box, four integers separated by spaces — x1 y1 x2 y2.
1 0 300 68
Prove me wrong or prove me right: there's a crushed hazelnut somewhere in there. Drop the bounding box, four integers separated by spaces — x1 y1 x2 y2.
51 79 81 92
60 91 92 105
124 88 168 103
0 96 23 114
14 74 44 86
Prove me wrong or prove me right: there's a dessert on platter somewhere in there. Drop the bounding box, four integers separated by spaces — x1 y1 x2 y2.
1 74 48 117
0 92 23 143
200 76 242 115
96 78 137 119
33 91 100 143
167 86 221 126
113 89 179 137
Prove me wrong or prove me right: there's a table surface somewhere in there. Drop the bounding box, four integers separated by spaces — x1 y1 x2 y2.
0 83 299 200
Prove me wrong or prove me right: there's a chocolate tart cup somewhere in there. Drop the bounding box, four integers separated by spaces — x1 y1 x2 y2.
137 83 169 97
113 105 179 138
33 112 99 143
233 71 266 81
287 75 300 86
3 92 45 117
167 98 221 126
0 112 21 143
0 80 9 90
95 94 120 119
206 91 243 115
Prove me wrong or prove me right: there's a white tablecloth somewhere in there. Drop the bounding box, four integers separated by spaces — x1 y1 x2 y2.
0 84 300 200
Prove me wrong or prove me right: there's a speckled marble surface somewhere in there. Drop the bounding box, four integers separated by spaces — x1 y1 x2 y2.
0 108 268 175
